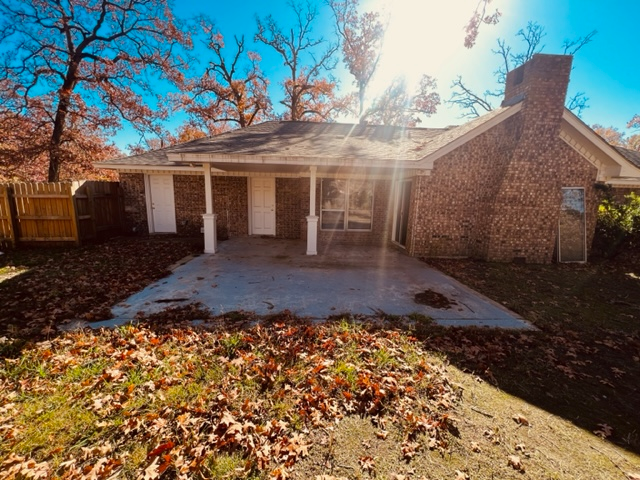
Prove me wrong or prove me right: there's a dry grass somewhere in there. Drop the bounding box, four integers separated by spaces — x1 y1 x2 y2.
1 315 639 479
293 362 640 479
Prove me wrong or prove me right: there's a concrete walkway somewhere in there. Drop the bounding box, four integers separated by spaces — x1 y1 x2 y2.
95 237 532 330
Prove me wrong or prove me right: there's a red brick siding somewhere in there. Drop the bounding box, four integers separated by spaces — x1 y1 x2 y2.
485 141 598 263
120 173 249 238
609 187 638 203
407 117 520 258
486 55 594 263
119 173 148 234
276 178 302 239
213 176 249 239
408 54 600 263
174 175 205 235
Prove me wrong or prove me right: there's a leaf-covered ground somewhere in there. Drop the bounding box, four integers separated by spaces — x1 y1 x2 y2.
1 238 640 479
0 236 203 340
1 319 463 479
1 315 639 480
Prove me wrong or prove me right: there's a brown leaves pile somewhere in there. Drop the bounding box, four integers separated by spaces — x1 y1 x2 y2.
0 238 202 340
0 321 458 479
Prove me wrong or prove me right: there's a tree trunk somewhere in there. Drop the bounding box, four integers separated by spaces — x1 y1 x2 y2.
48 106 67 182
48 61 79 182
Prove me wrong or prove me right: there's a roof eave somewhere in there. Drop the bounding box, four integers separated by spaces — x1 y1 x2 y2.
96 163 205 172
605 177 640 187
167 152 422 169
561 109 640 178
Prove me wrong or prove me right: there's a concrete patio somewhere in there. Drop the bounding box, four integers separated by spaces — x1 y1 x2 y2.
91 237 533 330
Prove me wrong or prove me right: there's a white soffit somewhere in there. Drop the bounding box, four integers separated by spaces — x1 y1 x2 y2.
561 110 640 181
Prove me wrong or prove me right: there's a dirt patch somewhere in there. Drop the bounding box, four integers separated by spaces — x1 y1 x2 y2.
414 288 457 309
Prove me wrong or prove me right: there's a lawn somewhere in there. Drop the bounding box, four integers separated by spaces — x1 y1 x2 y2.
0 237 639 479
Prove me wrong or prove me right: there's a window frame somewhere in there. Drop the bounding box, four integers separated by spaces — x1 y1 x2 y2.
320 178 374 232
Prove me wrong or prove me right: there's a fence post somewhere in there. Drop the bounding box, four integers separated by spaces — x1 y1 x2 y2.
115 182 125 233
69 182 81 246
0 184 16 248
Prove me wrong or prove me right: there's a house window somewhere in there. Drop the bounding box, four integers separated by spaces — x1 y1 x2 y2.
321 179 373 231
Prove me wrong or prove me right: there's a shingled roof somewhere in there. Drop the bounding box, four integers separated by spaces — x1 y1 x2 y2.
615 146 640 169
102 121 449 167
173 121 448 160
100 106 524 169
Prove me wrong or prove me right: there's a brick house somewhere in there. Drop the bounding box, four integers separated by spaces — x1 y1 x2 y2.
99 54 640 263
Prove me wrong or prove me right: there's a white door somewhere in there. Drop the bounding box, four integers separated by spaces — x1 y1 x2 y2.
149 175 176 233
251 177 275 235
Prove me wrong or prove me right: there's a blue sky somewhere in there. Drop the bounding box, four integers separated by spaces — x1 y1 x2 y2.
117 0 639 149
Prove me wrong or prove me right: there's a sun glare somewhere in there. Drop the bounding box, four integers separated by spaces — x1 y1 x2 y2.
352 0 509 120
375 1 469 84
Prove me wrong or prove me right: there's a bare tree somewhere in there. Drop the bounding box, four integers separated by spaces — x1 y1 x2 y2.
0 0 191 181
449 22 596 118
255 1 347 121
449 76 499 118
328 0 386 118
179 20 272 134
362 74 440 127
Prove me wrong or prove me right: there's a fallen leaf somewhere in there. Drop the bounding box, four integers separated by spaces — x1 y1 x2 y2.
508 455 524 472
359 456 375 474
143 457 160 479
512 413 530 426
401 441 421 460
147 441 175 458
594 423 613 438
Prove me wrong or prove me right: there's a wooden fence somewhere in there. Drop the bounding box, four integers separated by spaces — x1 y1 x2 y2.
0 181 123 248
0 184 14 247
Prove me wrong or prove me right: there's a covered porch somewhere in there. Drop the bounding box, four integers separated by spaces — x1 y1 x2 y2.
197 161 409 256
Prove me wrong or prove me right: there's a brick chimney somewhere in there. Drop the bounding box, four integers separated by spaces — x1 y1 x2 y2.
485 53 578 263
502 53 573 121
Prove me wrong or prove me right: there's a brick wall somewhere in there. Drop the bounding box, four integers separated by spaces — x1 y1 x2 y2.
174 175 205 235
609 187 638 203
486 54 595 263
276 178 302 239
212 176 249 239
408 54 600 263
407 117 520 258
119 173 249 239
119 173 148 234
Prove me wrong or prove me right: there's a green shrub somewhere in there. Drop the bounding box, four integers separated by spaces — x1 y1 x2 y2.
594 192 640 257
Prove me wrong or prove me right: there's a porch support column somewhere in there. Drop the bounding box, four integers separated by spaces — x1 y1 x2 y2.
202 163 217 254
306 165 318 255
